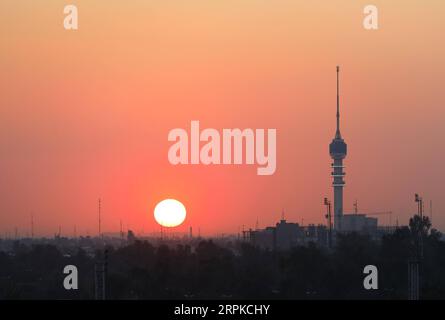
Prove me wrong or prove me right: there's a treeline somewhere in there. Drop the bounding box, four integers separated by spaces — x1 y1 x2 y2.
1 215 444 299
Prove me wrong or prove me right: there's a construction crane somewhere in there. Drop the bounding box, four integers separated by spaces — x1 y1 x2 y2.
351 201 392 226
365 211 393 227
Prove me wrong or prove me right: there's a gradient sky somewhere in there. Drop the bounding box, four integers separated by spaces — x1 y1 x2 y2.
1 1 444 236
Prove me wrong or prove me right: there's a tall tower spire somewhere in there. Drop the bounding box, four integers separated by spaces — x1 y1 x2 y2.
329 66 347 231
336 66 341 138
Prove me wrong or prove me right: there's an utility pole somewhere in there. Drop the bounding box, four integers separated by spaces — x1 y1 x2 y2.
409 193 424 300
415 193 424 259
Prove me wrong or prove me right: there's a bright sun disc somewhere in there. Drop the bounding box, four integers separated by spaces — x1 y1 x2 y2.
154 199 187 227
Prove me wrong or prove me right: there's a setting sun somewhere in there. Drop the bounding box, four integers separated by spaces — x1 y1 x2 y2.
154 199 187 227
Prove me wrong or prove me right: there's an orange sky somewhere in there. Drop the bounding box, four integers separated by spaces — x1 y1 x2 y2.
1 1 444 236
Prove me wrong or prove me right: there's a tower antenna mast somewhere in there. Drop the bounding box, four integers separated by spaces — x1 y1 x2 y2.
336 65 341 138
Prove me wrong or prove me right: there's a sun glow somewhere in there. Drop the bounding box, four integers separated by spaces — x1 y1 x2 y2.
154 199 187 227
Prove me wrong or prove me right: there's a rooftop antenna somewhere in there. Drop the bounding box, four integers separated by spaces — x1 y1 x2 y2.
120 219 123 240
255 217 259 230
281 208 285 221
353 200 358 214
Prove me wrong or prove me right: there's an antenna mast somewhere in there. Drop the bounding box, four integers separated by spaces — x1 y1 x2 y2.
31 213 34 239
430 200 433 224
98 198 102 237
336 66 341 138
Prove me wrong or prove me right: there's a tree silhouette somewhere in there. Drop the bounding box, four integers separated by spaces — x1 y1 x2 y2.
1 214 445 299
